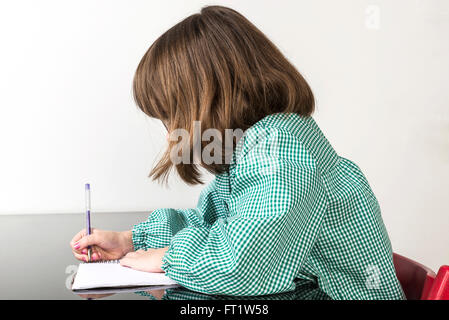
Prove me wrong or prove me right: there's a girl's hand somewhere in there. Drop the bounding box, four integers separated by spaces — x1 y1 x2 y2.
70 229 134 262
120 247 169 273
145 289 166 300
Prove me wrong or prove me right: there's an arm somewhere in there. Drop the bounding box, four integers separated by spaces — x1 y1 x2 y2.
132 179 227 250
71 182 225 261
160 131 328 296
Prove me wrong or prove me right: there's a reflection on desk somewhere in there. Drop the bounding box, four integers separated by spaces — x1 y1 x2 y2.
76 279 331 300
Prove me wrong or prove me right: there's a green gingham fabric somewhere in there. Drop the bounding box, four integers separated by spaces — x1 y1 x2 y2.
136 278 331 300
132 113 405 300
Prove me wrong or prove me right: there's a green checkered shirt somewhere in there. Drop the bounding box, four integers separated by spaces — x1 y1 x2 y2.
132 113 405 299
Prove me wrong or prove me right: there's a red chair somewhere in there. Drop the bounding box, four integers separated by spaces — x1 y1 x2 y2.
393 253 449 300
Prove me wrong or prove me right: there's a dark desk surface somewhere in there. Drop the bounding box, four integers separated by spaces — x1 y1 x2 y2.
0 212 329 300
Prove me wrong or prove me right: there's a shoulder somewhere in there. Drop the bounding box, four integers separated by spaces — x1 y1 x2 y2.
232 113 317 170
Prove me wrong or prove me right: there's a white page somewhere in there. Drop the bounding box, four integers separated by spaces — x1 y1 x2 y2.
72 260 178 290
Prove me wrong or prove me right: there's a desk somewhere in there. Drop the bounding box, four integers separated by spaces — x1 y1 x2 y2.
0 212 330 300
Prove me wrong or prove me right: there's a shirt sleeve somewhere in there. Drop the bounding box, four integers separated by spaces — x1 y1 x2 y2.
161 128 328 296
132 179 226 250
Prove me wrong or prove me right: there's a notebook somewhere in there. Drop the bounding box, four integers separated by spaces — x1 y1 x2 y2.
71 260 178 291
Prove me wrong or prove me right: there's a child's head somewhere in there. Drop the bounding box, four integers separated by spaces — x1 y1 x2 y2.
133 5 314 184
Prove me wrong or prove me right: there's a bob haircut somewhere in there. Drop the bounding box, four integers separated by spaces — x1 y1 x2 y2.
133 5 314 184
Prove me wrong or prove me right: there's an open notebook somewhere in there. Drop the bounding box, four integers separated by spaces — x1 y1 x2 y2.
71 260 178 291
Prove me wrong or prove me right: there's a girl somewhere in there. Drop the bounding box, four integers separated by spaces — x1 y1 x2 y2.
70 6 405 299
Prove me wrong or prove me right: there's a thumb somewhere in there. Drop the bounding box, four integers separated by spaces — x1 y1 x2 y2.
74 234 99 250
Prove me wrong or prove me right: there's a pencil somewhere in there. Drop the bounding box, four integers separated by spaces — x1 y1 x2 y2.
85 183 92 262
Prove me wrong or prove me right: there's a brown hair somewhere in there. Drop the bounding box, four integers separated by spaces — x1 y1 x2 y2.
133 5 314 184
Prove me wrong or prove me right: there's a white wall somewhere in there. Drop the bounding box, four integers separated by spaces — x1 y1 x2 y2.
0 0 448 271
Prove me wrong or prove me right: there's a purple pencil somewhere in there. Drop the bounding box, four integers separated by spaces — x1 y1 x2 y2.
85 183 92 262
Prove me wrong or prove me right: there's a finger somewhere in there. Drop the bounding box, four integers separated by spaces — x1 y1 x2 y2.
147 289 165 300
91 251 101 261
81 245 99 255
73 247 102 262
70 229 86 247
119 257 134 268
71 228 101 249
123 251 137 258
78 245 101 261
73 234 99 250
72 250 88 262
